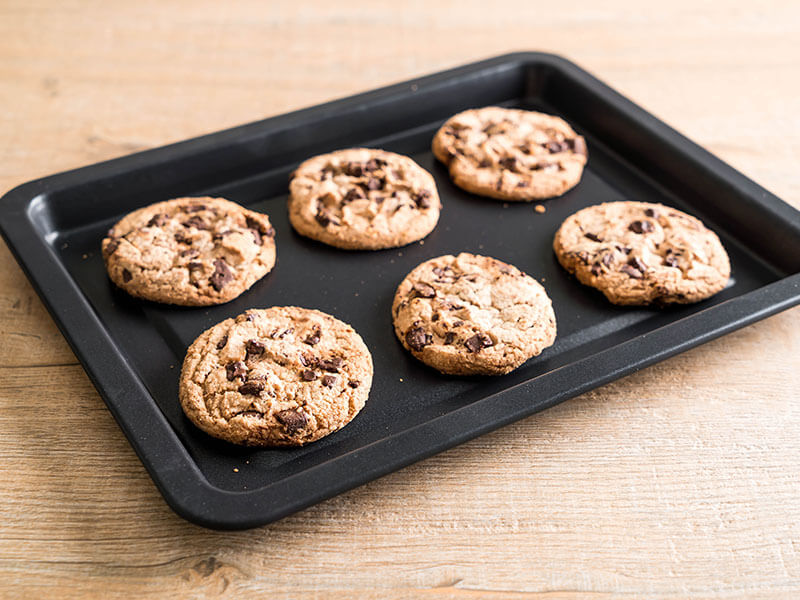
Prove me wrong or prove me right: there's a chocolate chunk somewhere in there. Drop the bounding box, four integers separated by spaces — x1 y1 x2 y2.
209 258 234 291
184 204 206 213
216 335 228 349
545 140 568 154
412 282 436 298
629 220 654 234
245 339 265 358
122 268 132 282
620 264 644 279
584 232 602 242
413 190 432 209
182 216 208 230
364 158 381 172
465 333 493 353
104 239 120 257
146 213 168 227
318 357 343 372
299 353 318 367
300 369 317 381
499 156 517 171
628 256 647 272
366 177 383 191
444 331 456 345
591 263 602 276
569 137 588 157
276 409 307 434
344 162 363 177
238 381 264 395
321 374 336 388
304 328 321 346
644 208 658 218
188 261 203 271
405 327 432 352
226 361 247 381
348 380 360 388
343 187 364 203
315 208 338 227
174 231 191 244
250 228 262 245
180 248 199 258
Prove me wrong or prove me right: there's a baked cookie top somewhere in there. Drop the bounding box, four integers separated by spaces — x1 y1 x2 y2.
392 253 557 376
553 201 731 305
179 307 373 447
432 106 587 201
102 197 276 306
288 148 441 250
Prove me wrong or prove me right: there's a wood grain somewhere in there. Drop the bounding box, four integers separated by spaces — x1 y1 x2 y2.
1 1 799 598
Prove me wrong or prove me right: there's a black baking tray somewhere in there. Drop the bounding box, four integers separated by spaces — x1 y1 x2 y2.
2 53 799 530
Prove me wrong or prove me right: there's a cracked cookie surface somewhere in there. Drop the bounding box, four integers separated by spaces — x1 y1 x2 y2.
288 148 441 249
392 253 556 376
179 306 373 446
553 201 730 305
102 196 276 306
432 106 587 201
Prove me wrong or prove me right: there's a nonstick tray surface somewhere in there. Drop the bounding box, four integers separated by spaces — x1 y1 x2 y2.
2 53 799 529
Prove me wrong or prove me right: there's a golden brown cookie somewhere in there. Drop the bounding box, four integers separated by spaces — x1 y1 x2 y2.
179 307 373 447
392 253 557 376
102 197 276 306
432 106 587 201
288 148 441 250
553 201 731 305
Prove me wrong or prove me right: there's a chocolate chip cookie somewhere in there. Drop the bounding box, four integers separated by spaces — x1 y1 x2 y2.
392 253 557 376
288 148 441 250
179 306 373 447
102 197 276 306
553 201 731 305
432 107 587 201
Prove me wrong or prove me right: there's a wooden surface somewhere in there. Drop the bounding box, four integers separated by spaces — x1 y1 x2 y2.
1 1 799 598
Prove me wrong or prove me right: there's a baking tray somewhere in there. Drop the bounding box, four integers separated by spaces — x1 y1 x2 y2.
2 52 799 530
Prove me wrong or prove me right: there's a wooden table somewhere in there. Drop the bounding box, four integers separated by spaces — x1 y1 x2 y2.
2 2 799 597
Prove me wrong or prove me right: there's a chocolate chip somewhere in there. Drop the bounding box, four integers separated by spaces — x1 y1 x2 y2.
412 282 436 298
364 158 380 172
629 220 654 234
146 213 168 227
318 357 343 372
413 190 432 209
465 333 493 353
245 339 265 358
182 216 208 230
209 258 234 291
499 156 517 171
344 162 363 177
620 264 644 279
432 313 440 322
444 331 456 345
348 380 360 388
569 137 588 157
238 381 264 395
644 208 658 218
628 256 647 272
545 140 568 153
301 369 317 381
304 328 321 346
122 268 132 282
343 188 364 203
184 204 206 213
226 361 247 381
104 239 120 257
405 327 432 352
315 208 338 227
276 409 307 434
216 335 228 349
584 232 602 242
321 374 337 388
366 177 383 191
